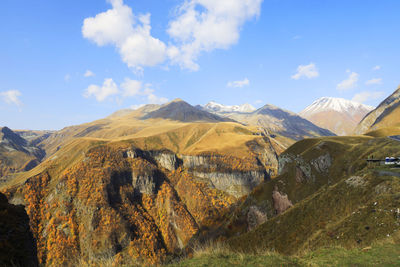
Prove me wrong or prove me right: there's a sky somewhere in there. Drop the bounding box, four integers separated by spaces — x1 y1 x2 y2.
1 0 399 130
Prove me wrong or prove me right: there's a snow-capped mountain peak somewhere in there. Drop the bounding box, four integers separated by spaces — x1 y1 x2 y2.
300 97 374 116
204 101 256 113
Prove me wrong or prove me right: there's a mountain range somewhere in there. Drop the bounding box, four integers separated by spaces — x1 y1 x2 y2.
202 102 335 144
1 88 400 265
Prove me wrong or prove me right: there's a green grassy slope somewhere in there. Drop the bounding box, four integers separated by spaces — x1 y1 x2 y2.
167 243 400 267
216 136 400 255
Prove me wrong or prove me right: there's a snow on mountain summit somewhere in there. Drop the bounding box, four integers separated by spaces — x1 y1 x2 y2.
204 101 256 113
299 97 375 136
300 97 374 116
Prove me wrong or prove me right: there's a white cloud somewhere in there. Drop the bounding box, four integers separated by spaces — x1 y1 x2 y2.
84 70 95 77
167 0 263 70
82 0 166 72
337 71 359 91
121 78 142 97
82 0 263 72
365 78 382 86
352 91 384 104
83 78 167 104
227 78 250 88
254 99 263 104
84 78 119 101
141 85 168 104
291 63 319 80
0 90 22 106
372 65 381 71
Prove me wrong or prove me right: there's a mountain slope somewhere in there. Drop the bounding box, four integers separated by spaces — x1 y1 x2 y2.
355 86 400 135
300 97 374 135
0 100 282 265
1 132 275 265
223 136 400 255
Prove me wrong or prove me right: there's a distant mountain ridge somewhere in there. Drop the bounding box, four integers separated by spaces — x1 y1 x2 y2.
203 101 256 113
203 101 335 141
300 97 374 135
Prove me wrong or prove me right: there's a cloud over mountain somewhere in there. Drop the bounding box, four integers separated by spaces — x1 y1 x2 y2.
337 71 359 91
83 78 168 104
291 63 319 80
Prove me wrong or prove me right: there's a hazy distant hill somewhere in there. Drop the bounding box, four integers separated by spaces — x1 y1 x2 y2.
0 127 45 179
203 102 335 141
355 85 400 135
300 97 374 135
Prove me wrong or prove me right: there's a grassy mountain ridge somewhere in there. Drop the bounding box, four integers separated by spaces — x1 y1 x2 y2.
355 85 400 135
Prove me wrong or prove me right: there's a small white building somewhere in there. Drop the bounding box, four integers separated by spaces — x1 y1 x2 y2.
385 157 400 165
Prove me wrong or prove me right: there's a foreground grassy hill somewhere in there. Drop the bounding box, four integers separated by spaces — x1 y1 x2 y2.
168 242 400 267
215 136 400 257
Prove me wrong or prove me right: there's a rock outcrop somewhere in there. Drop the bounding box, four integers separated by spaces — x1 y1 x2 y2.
247 206 268 231
272 186 293 214
182 154 269 197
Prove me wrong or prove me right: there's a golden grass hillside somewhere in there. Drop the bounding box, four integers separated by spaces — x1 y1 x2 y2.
355 85 400 135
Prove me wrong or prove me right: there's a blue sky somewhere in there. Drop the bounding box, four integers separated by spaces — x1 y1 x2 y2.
1 0 399 130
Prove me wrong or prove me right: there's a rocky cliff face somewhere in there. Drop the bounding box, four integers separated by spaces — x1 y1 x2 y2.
182 154 270 197
0 193 38 266
2 140 273 265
